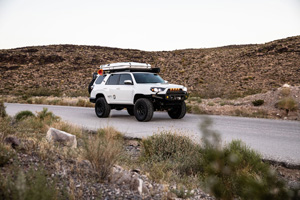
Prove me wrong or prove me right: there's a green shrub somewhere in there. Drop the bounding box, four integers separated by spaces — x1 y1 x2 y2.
208 102 215 106
252 99 264 106
198 117 289 200
141 131 201 175
36 108 60 125
199 140 289 200
0 101 7 118
276 97 298 114
15 110 35 121
34 98 45 104
0 142 15 167
186 105 192 113
0 168 62 200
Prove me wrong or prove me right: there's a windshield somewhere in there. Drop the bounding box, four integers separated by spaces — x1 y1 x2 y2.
133 73 165 84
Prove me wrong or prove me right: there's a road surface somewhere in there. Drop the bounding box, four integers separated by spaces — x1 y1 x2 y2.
5 103 300 165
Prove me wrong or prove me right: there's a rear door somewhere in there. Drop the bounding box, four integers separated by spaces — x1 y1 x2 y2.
105 74 120 104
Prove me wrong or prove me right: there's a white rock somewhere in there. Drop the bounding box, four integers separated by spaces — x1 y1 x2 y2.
282 83 291 88
46 127 77 148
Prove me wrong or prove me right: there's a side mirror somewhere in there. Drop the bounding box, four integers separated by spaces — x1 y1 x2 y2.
164 80 169 84
124 80 133 85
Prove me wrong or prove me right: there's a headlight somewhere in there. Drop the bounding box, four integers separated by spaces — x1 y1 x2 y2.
150 87 166 92
182 87 187 92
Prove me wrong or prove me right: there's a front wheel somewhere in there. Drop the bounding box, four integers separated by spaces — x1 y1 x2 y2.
95 97 111 118
134 98 153 122
168 101 186 119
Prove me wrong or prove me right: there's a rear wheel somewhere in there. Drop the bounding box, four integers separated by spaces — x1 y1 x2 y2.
168 101 186 119
134 98 153 122
95 97 111 118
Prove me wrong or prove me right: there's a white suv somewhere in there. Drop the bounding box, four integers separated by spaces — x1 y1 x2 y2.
89 62 188 122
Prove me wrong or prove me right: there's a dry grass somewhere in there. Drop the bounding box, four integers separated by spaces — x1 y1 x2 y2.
3 95 94 108
81 127 123 180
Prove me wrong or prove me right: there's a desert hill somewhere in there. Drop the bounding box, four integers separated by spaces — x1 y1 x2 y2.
0 36 299 98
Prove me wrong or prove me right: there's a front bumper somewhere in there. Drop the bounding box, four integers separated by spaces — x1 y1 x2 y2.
153 91 188 101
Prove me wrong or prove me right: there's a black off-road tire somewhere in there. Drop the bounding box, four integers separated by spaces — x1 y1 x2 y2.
95 97 111 118
168 101 186 119
127 108 134 116
134 98 154 122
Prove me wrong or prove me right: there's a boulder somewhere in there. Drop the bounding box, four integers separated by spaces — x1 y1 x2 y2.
110 165 150 196
4 136 21 149
46 128 77 148
130 174 149 195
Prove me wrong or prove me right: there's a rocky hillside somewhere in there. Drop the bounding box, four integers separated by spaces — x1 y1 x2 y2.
0 36 299 98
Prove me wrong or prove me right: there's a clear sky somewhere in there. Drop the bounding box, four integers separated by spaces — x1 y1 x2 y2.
0 0 299 51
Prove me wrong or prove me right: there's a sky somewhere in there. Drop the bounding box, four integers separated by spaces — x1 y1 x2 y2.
0 0 299 51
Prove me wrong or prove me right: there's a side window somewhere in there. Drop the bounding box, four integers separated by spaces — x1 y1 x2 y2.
119 74 133 85
106 74 120 85
95 75 106 84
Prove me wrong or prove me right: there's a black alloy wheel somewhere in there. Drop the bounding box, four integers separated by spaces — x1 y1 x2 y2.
95 97 111 118
134 98 154 122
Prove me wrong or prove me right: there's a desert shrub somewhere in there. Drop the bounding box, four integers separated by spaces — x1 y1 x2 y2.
26 98 33 104
252 99 264 106
199 140 289 200
76 99 86 107
192 105 206 114
15 110 35 122
186 105 192 113
67 89 89 97
0 118 15 142
51 121 84 138
36 108 60 125
220 101 226 106
208 102 215 106
82 127 123 180
141 131 201 175
0 101 7 118
0 168 63 200
34 97 46 104
46 99 61 105
28 87 62 97
198 117 289 200
0 143 15 167
280 87 291 97
276 97 298 114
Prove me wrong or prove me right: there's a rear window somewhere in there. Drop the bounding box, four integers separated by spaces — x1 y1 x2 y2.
106 74 120 85
95 75 106 84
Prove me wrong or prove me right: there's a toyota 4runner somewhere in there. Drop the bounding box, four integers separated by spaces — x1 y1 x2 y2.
89 62 188 122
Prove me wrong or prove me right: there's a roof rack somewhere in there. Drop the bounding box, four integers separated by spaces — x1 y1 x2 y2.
99 62 160 73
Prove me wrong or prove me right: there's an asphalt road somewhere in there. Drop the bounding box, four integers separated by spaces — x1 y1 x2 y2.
5 103 300 165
